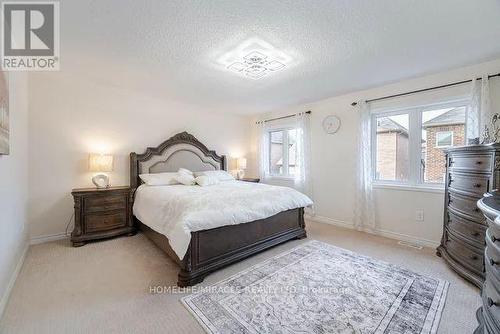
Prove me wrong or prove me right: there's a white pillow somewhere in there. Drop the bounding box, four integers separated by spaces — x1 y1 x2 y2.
175 173 196 186
194 170 235 182
139 172 180 186
178 168 194 176
195 175 220 187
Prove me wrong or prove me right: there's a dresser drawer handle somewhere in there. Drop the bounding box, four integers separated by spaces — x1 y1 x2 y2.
449 159 455 166
473 183 482 188
470 255 479 261
490 258 499 266
488 297 498 307
472 232 480 237
474 208 480 213
476 161 483 165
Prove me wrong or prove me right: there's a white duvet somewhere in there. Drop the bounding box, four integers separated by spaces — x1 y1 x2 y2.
133 180 313 258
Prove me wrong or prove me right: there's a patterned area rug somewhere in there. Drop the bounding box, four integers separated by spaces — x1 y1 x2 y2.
182 240 448 334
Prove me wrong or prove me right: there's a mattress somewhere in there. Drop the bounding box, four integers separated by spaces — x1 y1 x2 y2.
133 180 313 258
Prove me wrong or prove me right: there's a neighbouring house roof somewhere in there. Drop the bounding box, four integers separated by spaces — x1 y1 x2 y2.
422 107 466 128
376 118 408 136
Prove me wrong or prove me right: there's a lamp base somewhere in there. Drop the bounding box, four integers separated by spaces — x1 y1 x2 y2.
92 174 110 189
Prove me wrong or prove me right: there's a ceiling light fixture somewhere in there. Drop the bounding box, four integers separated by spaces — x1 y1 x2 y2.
218 38 292 80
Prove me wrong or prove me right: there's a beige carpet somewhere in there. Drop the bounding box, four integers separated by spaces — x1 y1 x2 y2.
0 221 480 333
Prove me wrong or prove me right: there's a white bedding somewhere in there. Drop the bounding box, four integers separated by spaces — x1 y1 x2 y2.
133 180 313 258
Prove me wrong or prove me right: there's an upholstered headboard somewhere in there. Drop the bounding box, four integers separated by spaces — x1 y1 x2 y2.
130 132 226 189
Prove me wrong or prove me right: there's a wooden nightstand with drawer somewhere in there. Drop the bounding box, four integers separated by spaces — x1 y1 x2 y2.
71 186 135 247
240 178 260 183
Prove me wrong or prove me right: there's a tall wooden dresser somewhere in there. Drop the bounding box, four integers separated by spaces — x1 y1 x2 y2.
437 144 500 288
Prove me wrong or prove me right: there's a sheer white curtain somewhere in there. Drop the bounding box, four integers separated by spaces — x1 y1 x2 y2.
294 112 312 198
353 101 376 231
468 75 492 144
258 121 270 181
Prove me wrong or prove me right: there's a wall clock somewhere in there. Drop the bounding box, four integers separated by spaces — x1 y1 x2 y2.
322 115 341 134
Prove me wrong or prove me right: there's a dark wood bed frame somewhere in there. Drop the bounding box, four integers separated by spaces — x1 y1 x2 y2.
130 132 307 287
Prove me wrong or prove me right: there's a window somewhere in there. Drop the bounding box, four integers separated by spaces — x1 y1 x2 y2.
375 113 410 182
373 102 467 186
435 131 453 147
269 128 297 177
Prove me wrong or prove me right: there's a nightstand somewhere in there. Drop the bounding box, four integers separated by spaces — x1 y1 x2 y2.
71 186 135 247
240 178 260 183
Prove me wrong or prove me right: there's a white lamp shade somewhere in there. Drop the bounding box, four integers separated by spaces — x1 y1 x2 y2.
237 158 247 170
89 153 114 172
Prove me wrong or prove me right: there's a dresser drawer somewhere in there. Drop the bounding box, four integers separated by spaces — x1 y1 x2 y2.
485 251 500 291
445 230 484 274
448 192 485 221
85 195 127 213
449 154 493 172
483 281 500 326
449 173 489 197
447 212 486 246
85 212 127 233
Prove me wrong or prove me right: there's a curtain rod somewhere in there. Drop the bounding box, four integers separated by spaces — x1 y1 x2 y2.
255 111 311 124
351 73 500 107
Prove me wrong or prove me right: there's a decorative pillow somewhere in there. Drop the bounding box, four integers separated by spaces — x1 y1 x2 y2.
195 175 220 187
194 170 235 182
175 173 196 186
178 168 194 176
139 172 180 186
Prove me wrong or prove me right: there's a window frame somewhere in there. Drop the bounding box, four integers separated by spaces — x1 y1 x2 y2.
267 127 295 179
435 131 454 148
371 99 468 189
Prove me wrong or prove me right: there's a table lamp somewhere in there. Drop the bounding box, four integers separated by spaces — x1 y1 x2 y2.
88 153 113 188
237 157 247 179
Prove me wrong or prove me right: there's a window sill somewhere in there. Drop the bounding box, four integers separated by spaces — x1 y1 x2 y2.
373 183 444 194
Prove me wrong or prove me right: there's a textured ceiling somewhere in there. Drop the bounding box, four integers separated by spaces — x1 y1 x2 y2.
61 0 500 114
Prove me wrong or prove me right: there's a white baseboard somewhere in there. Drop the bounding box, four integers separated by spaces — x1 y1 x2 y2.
308 215 440 249
29 232 68 245
0 242 29 320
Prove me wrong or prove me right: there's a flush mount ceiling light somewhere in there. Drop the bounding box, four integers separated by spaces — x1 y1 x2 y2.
218 38 292 80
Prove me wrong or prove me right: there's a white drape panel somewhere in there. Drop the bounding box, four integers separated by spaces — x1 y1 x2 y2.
480 75 492 143
258 122 270 181
468 75 492 143
467 78 481 143
294 112 312 198
354 101 376 231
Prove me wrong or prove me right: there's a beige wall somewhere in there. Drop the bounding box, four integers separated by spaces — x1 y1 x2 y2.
28 73 252 239
249 58 500 247
0 73 29 315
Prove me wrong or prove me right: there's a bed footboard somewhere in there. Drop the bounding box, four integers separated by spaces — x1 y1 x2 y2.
178 207 306 286
137 208 306 287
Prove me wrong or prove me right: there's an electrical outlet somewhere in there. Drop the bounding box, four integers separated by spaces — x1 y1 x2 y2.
415 210 424 222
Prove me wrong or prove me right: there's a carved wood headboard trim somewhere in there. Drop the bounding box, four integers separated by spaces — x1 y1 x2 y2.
130 131 226 189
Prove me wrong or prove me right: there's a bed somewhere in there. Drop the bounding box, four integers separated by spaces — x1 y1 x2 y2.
130 131 311 286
